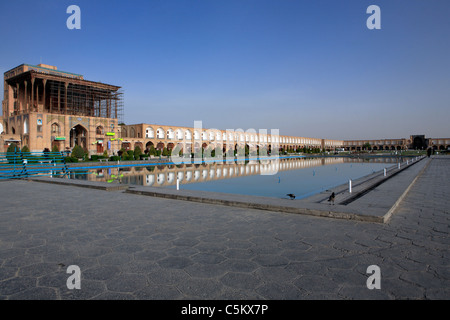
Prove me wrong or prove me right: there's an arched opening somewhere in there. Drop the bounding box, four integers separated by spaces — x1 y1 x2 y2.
167 128 174 140
70 125 88 149
51 123 61 135
157 128 165 139
122 142 131 151
23 119 29 134
96 126 104 135
145 141 154 151
135 142 143 152
146 127 155 139
157 142 165 150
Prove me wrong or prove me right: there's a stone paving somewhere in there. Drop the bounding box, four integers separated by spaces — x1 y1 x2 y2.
0 156 448 300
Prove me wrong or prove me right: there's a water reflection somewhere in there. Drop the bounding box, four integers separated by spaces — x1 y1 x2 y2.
68 157 402 198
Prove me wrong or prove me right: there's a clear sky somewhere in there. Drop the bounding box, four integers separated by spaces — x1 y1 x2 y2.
1 0 449 140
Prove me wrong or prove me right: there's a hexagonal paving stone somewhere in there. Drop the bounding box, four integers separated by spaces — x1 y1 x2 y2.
147 268 190 286
176 278 223 299
83 265 121 281
105 273 148 293
134 284 183 299
97 252 133 266
157 256 194 269
18 262 60 277
0 277 36 296
294 275 341 294
191 253 226 265
134 249 167 262
220 272 261 290
9 287 58 300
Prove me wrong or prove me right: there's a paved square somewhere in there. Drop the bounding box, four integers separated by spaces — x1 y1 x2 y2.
0 157 448 299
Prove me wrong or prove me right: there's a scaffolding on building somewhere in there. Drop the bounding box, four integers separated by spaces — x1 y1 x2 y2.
46 79 124 124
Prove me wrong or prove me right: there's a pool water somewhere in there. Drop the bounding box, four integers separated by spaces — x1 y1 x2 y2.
166 160 392 199
70 156 401 199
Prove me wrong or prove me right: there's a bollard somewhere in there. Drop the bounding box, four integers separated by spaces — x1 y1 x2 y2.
176 178 180 190
349 179 352 193
398 163 401 169
407 160 409 165
384 168 386 177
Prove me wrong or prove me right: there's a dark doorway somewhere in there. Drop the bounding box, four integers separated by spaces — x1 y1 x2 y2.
412 135 427 150
70 125 87 149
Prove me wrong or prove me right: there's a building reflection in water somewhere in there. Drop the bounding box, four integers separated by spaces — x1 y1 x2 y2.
73 156 401 188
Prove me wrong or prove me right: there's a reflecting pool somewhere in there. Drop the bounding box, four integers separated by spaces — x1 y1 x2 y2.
68 156 403 199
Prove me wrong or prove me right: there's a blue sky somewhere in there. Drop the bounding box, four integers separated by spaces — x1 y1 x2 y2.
1 0 449 140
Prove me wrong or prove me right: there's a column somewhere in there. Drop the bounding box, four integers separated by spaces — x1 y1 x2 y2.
57 85 61 113
31 78 35 112
24 80 28 112
42 79 47 113
16 83 20 114
64 82 68 114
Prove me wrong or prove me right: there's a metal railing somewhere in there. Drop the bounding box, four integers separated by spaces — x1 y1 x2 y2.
0 150 70 179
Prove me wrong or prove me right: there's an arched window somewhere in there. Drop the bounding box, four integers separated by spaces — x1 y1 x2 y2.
146 127 155 138
96 126 103 135
51 123 60 135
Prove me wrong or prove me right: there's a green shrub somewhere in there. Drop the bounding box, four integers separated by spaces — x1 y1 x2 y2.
7 143 18 153
134 146 142 159
21 145 30 153
71 145 85 159
64 156 79 163
109 156 120 161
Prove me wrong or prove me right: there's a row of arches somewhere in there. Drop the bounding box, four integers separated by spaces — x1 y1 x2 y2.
121 139 317 155
122 126 324 146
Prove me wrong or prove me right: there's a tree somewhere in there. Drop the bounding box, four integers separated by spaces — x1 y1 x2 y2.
52 144 59 152
7 143 18 153
363 142 371 150
21 145 30 153
134 145 142 159
71 145 85 159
